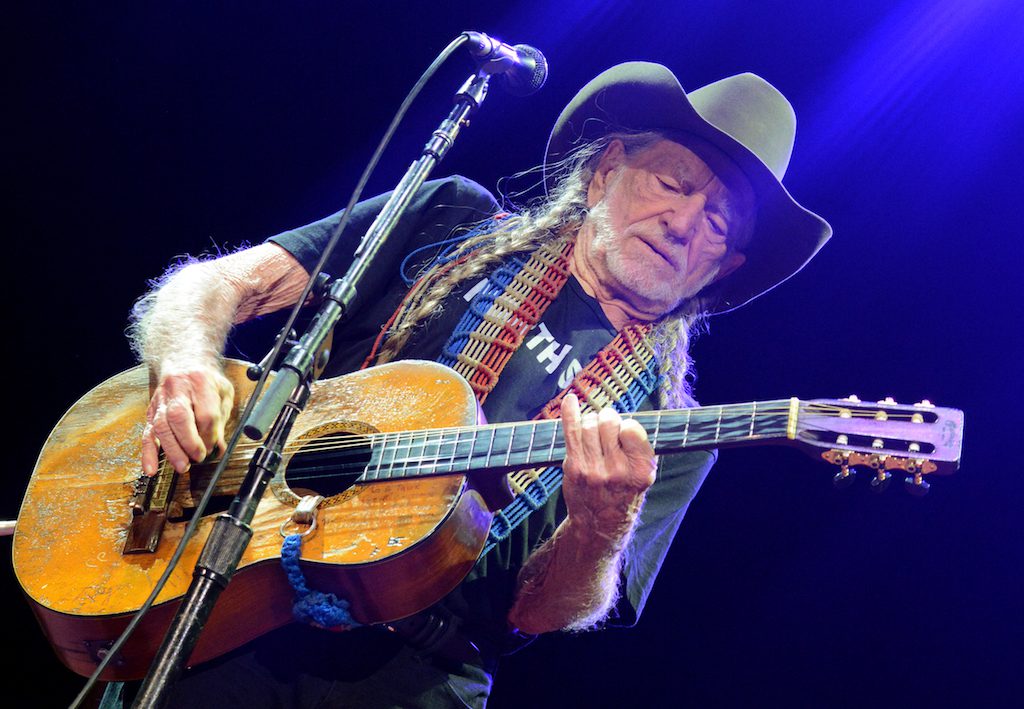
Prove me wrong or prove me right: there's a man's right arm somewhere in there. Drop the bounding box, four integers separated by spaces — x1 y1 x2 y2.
134 242 310 476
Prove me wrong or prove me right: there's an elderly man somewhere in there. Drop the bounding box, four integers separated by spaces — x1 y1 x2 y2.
117 62 830 707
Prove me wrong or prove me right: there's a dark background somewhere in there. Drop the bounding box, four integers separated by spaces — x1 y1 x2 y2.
5 1 1022 706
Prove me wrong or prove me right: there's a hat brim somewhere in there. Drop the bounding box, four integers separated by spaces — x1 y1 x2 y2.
545 62 832 315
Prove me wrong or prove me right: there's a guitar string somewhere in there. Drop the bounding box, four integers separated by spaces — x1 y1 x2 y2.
192 403 793 459
154 402 936 485
156 404 797 482
169 403 930 460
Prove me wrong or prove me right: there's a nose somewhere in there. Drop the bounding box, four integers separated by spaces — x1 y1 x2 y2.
661 193 706 244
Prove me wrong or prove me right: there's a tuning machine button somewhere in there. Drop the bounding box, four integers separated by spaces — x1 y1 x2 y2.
869 470 892 493
904 472 931 496
832 464 857 489
827 449 856 489
902 460 931 496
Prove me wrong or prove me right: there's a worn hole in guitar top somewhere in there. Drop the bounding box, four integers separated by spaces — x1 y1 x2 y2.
284 431 373 499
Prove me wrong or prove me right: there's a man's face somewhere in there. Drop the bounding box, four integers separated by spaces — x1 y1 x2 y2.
580 137 756 319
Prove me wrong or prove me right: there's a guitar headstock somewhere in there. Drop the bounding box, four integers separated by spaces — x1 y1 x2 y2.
795 396 964 495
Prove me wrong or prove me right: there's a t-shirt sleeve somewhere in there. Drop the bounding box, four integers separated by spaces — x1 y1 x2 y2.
613 447 717 626
266 175 500 303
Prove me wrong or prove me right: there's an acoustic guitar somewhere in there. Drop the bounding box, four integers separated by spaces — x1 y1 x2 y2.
12 359 963 680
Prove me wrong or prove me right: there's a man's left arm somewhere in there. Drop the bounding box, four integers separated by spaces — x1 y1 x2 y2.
507 393 657 634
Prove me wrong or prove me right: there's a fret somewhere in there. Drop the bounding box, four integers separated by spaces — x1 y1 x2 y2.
715 405 723 443
403 430 420 477
434 431 455 475
653 411 662 448
448 429 461 474
368 432 385 481
493 425 512 468
467 428 485 471
461 430 479 471
421 429 442 474
504 425 514 467
401 431 425 479
485 426 497 468
547 420 558 464
384 432 402 479
401 431 418 476
526 422 537 467
749 401 757 438
683 408 691 446
505 423 527 467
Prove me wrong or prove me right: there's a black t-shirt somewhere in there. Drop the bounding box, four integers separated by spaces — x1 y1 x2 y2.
267 176 716 661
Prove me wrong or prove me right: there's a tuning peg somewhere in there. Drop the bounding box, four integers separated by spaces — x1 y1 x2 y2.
841 395 861 403
913 400 935 408
904 473 930 496
832 465 857 489
877 396 897 405
869 470 892 493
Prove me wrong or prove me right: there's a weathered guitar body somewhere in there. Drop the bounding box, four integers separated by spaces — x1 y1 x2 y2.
13 360 493 680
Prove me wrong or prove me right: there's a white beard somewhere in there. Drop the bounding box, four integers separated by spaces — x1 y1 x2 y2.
588 202 721 315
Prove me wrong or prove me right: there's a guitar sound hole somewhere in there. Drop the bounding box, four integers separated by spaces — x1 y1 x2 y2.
284 431 372 498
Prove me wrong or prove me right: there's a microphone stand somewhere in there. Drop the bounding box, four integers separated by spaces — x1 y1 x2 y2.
131 69 492 709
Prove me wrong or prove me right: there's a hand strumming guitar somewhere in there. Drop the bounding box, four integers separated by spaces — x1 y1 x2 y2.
132 243 310 475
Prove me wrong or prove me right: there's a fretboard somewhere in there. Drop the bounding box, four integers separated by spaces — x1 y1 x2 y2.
361 399 795 481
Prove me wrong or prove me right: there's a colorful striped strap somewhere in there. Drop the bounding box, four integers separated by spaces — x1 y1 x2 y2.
437 240 573 403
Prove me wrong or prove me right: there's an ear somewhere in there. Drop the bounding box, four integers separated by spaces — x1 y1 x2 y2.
711 250 746 283
586 139 627 208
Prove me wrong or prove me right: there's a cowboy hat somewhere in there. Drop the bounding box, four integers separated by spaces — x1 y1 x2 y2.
546 61 832 315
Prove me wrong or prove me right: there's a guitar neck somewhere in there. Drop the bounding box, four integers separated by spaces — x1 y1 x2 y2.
362 399 796 481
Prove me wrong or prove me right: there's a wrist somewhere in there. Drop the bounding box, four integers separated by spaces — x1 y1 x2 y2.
152 355 224 383
564 496 644 556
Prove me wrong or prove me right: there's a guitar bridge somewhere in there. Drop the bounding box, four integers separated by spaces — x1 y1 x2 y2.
123 467 178 554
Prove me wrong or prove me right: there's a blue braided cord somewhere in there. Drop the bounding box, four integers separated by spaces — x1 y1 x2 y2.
490 469 559 536
481 470 564 555
489 510 512 541
280 534 362 630
398 218 504 286
436 235 495 265
440 332 472 360
400 234 477 286
519 476 549 509
467 287 504 317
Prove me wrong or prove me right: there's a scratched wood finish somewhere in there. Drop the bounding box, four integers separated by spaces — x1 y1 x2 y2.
13 360 491 680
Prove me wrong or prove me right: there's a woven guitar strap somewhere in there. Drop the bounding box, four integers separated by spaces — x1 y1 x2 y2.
366 235 662 554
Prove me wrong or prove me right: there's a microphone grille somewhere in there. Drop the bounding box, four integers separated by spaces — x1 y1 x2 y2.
503 44 548 97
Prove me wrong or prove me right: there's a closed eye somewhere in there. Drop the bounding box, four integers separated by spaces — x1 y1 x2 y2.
707 215 728 240
657 177 682 193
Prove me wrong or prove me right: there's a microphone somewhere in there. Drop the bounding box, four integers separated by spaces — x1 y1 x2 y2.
461 31 548 97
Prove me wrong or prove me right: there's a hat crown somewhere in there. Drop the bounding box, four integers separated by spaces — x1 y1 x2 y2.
689 73 796 181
